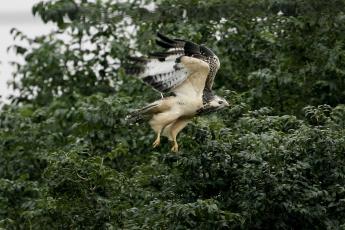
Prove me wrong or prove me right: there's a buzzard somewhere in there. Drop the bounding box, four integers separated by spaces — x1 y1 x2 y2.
126 33 229 152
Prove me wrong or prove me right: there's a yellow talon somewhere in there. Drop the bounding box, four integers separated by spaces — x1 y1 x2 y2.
152 138 160 148
171 143 179 152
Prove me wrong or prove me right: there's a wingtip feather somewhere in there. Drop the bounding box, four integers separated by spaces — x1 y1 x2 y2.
156 32 176 44
156 39 174 49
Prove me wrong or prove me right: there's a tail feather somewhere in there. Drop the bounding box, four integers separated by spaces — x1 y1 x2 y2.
126 102 160 123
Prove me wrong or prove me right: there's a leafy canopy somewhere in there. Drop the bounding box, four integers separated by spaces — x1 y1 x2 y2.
1 0 345 229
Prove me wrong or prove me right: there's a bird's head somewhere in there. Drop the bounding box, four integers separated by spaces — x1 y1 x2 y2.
197 95 229 115
207 95 229 109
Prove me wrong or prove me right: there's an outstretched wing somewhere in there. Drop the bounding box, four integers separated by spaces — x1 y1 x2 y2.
125 33 218 96
125 53 189 93
199 46 220 91
155 33 220 93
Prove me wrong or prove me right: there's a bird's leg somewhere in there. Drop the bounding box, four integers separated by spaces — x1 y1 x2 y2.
171 138 179 152
169 118 190 153
160 93 164 99
152 132 161 148
149 111 181 150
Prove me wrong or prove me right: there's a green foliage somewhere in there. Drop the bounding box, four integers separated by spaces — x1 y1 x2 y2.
1 0 345 229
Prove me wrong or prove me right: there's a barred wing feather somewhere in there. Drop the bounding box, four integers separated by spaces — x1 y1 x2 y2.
125 33 219 96
126 54 190 93
155 33 220 95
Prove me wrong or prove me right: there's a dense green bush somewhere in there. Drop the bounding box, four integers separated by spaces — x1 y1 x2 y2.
1 0 345 229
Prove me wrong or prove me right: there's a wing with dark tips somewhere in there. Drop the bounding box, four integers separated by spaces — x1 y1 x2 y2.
125 53 190 93
155 33 221 92
124 33 220 95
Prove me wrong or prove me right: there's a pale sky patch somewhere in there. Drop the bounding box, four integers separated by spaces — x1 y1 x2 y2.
0 0 54 102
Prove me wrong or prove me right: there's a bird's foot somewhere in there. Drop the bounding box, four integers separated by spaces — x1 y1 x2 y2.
171 143 179 153
152 138 161 148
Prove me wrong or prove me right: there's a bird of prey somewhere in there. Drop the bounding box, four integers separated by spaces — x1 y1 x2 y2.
125 33 229 152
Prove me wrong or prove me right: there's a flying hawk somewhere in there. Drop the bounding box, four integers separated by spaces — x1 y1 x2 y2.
125 33 229 152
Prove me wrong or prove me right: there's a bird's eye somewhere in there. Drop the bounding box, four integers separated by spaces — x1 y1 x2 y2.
218 101 223 104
